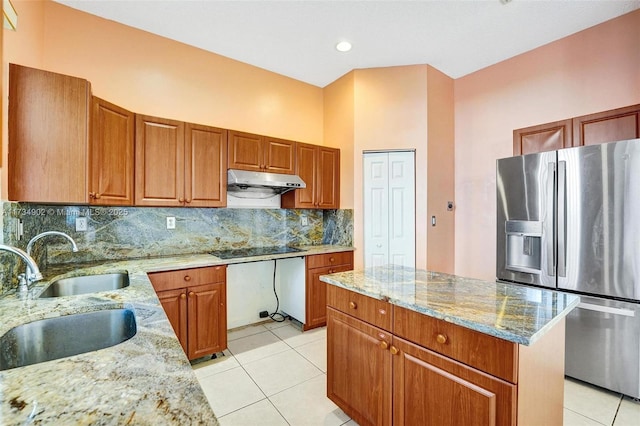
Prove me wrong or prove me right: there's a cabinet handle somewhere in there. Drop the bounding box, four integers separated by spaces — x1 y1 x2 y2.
188 291 195 298
89 192 95 199
184 275 191 282
179 197 185 203
329 257 335 262
349 301 357 309
180 293 186 299
379 341 389 350
436 333 448 344
389 346 399 355
185 199 192 203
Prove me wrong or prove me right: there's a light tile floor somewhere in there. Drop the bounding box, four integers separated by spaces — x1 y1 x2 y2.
193 320 640 426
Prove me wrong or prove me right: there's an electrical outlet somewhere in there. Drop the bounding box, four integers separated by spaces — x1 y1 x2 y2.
301 216 308 226
75 217 88 232
166 217 176 229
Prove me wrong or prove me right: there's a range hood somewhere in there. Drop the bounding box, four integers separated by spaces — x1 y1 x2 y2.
227 169 306 199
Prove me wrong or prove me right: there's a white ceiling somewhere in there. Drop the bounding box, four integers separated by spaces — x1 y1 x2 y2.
54 0 640 88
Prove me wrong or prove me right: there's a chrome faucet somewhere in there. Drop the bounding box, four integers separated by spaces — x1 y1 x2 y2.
22 231 79 293
0 244 44 293
27 231 79 257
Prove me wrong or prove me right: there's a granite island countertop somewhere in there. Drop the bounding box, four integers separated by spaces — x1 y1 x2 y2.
0 244 353 425
320 265 579 346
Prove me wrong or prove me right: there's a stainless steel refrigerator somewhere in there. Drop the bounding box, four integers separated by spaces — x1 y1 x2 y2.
496 138 640 399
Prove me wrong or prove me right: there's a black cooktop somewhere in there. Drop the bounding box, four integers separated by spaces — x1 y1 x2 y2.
210 246 305 260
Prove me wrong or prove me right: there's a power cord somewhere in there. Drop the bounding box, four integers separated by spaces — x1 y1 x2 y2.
269 259 287 322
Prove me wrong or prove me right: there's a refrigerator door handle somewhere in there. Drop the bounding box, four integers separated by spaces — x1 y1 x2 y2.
557 161 567 277
547 162 556 276
578 302 636 317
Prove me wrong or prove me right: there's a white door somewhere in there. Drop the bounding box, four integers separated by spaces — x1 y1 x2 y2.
364 151 415 268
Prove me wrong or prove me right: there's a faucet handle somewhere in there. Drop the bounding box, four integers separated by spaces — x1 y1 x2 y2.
17 273 29 294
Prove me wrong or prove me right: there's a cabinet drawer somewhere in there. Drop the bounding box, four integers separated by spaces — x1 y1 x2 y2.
393 306 518 383
327 284 392 332
307 251 353 269
149 265 226 292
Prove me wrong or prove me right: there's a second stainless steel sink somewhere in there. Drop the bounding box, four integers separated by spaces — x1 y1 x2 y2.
39 272 130 298
0 308 137 371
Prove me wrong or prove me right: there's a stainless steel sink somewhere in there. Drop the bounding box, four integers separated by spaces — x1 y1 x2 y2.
38 272 130 298
0 308 137 371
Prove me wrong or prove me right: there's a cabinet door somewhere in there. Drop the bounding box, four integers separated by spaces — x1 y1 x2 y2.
573 104 640 147
263 137 295 174
185 123 227 207
228 130 263 172
90 97 134 205
306 263 353 330
8 64 90 203
317 147 340 209
327 308 392 426
187 282 227 360
392 337 516 426
281 142 317 208
135 115 185 206
157 288 188 354
513 119 572 155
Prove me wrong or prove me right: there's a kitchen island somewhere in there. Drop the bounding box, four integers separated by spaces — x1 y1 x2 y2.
320 265 580 426
0 245 352 425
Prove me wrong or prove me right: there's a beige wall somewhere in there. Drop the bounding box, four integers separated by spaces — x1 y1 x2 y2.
426 66 455 272
454 10 640 280
1 0 323 198
324 65 455 270
323 71 355 210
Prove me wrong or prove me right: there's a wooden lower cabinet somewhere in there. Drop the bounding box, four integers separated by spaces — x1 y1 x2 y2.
326 285 565 426
305 251 354 330
149 266 227 360
156 288 188 354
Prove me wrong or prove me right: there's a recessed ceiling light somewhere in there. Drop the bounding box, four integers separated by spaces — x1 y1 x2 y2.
335 41 352 52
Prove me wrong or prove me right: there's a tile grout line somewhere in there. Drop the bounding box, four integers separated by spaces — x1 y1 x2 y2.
563 407 608 426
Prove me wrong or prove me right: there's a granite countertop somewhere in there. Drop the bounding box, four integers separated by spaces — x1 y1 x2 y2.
0 245 353 425
320 265 579 346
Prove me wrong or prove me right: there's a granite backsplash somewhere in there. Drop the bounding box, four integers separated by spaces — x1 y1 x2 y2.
1 202 353 293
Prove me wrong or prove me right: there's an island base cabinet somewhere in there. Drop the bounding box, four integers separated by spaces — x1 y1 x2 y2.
327 308 392 426
392 337 516 426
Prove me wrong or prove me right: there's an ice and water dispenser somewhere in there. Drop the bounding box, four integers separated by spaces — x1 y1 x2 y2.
505 220 543 274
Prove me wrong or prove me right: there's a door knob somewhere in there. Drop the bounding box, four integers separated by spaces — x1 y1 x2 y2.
349 301 357 309
436 334 448 344
379 341 389 350
390 346 399 355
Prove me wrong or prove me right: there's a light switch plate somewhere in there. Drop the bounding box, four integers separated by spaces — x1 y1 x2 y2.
75 217 88 232
301 216 308 226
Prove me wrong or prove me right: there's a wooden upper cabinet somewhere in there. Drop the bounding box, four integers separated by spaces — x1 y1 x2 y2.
135 115 185 206
513 119 572 155
573 104 640 147
228 130 263 172
263 136 295 174
136 115 227 207
281 143 340 209
89 97 134 205
283 142 317 208
8 64 90 203
228 130 295 174
185 123 227 207
513 104 640 156
318 147 340 209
